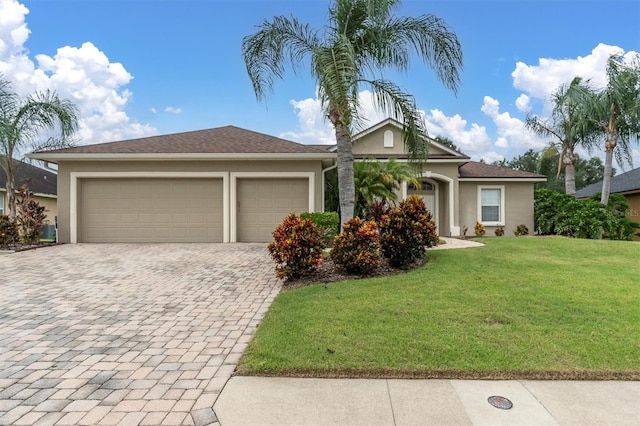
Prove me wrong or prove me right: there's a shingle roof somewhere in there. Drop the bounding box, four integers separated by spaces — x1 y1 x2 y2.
459 162 547 179
0 158 57 196
36 126 329 155
575 167 640 198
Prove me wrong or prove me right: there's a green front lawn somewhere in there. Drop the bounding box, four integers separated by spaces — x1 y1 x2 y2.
239 237 640 379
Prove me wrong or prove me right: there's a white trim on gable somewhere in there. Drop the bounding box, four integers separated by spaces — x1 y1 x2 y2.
350 118 467 158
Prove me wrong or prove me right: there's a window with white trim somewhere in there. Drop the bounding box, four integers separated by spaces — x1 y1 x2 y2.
478 186 504 225
383 130 394 148
0 193 4 215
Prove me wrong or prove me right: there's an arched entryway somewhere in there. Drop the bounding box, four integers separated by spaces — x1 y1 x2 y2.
403 172 459 237
407 178 439 229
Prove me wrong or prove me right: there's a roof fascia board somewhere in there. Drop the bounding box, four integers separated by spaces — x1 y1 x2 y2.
27 152 336 162
459 177 548 182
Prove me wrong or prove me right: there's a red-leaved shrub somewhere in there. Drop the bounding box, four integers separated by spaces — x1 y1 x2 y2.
331 217 381 275
0 215 20 248
268 213 325 280
379 194 438 268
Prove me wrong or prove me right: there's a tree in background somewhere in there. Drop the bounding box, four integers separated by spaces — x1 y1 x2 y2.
525 77 598 195
242 0 462 226
0 76 78 217
433 136 464 154
494 148 613 193
584 54 640 204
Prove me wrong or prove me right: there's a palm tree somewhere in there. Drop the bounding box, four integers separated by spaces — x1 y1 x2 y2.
353 158 420 217
242 0 462 226
525 77 597 195
586 54 640 204
0 76 78 217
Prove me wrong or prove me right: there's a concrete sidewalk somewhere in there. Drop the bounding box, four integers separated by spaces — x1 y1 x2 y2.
213 377 640 425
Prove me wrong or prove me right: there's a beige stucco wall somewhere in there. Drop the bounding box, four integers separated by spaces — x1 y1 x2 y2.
459 181 535 237
34 195 57 225
1 190 57 224
56 160 325 243
352 123 451 157
623 192 640 240
624 192 640 221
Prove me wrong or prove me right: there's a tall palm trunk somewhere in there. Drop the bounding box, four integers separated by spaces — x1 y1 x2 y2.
564 164 576 196
601 109 618 205
601 145 615 204
563 148 577 195
3 160 16 218
333 120 355 227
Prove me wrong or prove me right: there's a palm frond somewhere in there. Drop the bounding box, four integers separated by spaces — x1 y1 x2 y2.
241 16 320 102
364 78 428 168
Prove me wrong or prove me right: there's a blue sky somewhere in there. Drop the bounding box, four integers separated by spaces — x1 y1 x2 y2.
2 0 639 168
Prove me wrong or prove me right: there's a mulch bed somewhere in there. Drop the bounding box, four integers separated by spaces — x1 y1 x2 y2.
0 242 61 252
281 255 427 290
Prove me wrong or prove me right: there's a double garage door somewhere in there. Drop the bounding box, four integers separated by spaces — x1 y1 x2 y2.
78 177 309 243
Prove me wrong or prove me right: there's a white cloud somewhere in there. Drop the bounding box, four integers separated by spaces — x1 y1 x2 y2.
481 96 546 153
280 90 391 144
479 151 506 164
151 107 157 114
511 43 636 115
424 109 493 154
515 94 531 112
164 106 182 114
0 0 29 59
0 0 155 147
280 96 334 144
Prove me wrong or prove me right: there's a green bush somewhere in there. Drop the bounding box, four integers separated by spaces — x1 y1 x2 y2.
474 221 486 237
300 212 339 247
0 215 20 248
330 217 381 275
268 213 325 280
534 188 637 240
379 194 438 269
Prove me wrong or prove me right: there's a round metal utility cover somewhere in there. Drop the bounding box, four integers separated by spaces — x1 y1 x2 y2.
488 396 513 410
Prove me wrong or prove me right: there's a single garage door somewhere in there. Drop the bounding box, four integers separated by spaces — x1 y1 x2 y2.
236 178 309 242
79 178 223 242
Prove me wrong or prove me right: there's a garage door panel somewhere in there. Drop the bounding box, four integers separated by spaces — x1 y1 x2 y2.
79 178 223 243
237 178 309 243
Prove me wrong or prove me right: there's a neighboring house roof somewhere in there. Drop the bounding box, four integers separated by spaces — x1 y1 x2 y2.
575 167 640 198
31 126 332 160
459 162 547 180
0 158 57 196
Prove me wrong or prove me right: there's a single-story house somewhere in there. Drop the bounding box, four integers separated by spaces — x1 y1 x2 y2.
575 167 640 223
0 158 58 223
29 119 546 243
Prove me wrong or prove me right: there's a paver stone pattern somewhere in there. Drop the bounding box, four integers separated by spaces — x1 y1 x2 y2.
0 243 281 425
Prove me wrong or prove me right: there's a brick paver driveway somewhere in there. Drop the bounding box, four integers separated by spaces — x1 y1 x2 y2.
0 244 281 425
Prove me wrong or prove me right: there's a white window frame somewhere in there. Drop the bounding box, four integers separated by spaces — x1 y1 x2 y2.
0 192 4 215
477 185 505 226
383 130 394 148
